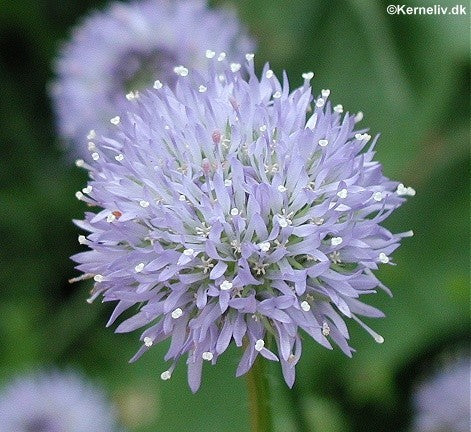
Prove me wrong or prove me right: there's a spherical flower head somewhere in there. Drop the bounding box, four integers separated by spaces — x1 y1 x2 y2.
0 369 120 431
72 55 414 392
50 0 254 160
412 357 470 432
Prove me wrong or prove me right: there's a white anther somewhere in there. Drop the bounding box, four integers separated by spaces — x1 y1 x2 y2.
230 208 239 216
106 213 116 223
198 85 207 93
273 91 282 99
277 185 287 193
205 49 216 59
258 242 270 252
230 63 241 73
94 274 104 283
333 104 343 113
302 72 314 80
173 65 189 76
143 337 153 347
75 159 84 167
75 191 84 200
160 370 172 380
255 339 265 351
355 133 363 140
139 200 150 208
217 52 226 61
179 194 186 201
265 69 274 79
224 179 232 187
312 217 324 225
355 111 364 122
110 116 120 125
373 192 383 202
171 308 183 319
82 186 92 194
397 183 416 196
164 125 170 130
331 237 343 246
153 80 163 89
78 235 86 244
322 322 330 336
202 351 214 361
183 248 195 256
135 263 145 273
245 53 255 61
321 89 330 98
259 125 267 132
126 91 137 100
300 301 311 312
115 153 124 161
318 139 329 147
87 142 96 151
87 130 96 140
337 188 348 199
378 252 390 264
220 280 233 291
316 98 325 107
91 152 100 161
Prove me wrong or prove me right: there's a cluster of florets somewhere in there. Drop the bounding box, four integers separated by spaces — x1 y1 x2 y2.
50 0 253 159
72 53 413 391
0 370 120 431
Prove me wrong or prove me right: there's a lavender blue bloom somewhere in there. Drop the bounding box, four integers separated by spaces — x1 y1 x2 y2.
50 0 254 160
0 369 120 432
412 358 470 432
72 54 414 392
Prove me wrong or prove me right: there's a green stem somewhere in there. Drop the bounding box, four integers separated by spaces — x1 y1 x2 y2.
246 356 273 432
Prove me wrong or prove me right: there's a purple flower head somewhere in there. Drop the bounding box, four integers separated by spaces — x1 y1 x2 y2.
72 54 414 392
413 357 470 432
50 0 254 160
0 369 120 432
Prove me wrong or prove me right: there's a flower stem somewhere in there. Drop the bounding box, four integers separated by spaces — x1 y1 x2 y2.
246 357 273 432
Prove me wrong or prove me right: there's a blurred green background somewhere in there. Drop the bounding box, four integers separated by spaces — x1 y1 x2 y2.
0 0 469 430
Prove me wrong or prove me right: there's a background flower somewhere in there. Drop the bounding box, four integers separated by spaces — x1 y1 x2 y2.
50 0 254 159
0 369 120 432
73 56 412 391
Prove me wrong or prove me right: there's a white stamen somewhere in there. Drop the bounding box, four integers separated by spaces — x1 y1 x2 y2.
316 98 325 107
265 69 274 79
258 242 270 252
93 274 104 283
82 186 92 194
318 139 329 147
337 188 348 199
198 85 207 93
312 217 324 225
245 53 255 61
173 65 188 76
75 159 84 167
331 236 343 246
321 89 330 98
333 104 343 113
302 72 314 80
397 183 416 196
373 191 383 202
164 125 170 130
230 63 241 72
217 52 226 61
378 252 390 264
153 80 163 89
279 218 289 228
91 152 99 161
160 370 172 380
139 200 149 208
230 208 239 216
171 308 183 319
87 142 96 151
115 153 124 161
183 248 195 256
277 185 287 193
351 314 384 343
355 111 364 122
75 191 84 200
87 130 96 140
301 301 311 312
135 263 145 273
110 116 120 125
224 179 232 187
355 133 363 140
78 235 86 244
322 322 330 336
202 351 213 361
205 50 216 59
259 125 267 132
106 213 116 223
220 280 233 291
273 91 282 99
255 339 265 351
126 91 138 100
179 194 186 202
143 337 153 347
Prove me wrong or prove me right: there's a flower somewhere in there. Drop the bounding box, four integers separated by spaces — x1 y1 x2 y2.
50 0 254 160
412 357 470 432
72 54 413 392
0 369 120 431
